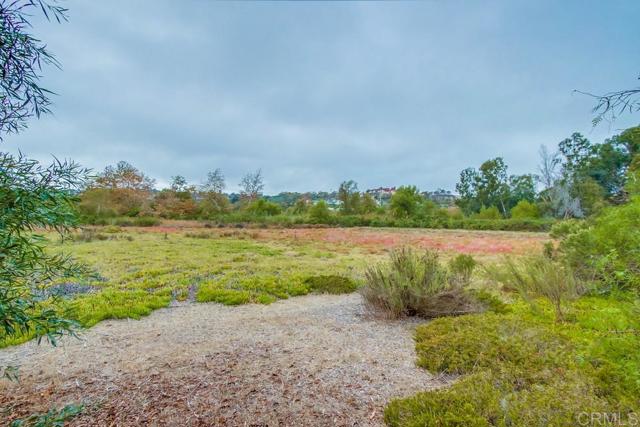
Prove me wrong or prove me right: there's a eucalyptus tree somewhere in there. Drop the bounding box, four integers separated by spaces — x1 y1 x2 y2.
1 0 88 378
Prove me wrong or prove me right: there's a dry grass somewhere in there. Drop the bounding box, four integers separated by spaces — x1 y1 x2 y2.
0 294 451 426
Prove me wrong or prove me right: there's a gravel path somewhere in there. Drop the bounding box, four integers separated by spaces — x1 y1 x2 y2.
0 294 449 426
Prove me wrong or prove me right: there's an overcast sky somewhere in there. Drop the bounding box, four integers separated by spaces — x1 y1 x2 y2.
6 0 639 194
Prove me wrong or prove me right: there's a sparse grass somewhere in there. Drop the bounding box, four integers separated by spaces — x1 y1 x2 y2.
485 256 582 322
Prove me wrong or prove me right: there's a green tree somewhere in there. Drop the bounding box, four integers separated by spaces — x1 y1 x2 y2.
626 155 640 196
1 1 68 137
456 158 511 216
1 154 88 377
558 132 593 178
308 200 332 223
1 1 88 369
360 193 378 214
508 174 536 206
390 186 423 218
199 169 230 217
510 200 540 219
455 168 480 215
477 158 510 215
338 180 361 215
202 168 225 194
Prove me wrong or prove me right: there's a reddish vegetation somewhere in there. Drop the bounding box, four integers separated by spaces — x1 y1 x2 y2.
255 228 544 257
135 221 547 258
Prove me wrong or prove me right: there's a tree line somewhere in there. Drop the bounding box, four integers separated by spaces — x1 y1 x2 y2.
456 125 639 220
77 124 639 228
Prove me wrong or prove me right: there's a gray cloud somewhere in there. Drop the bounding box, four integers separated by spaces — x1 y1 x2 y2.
6 0 639 193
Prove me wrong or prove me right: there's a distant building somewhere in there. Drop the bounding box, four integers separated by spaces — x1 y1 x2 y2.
365 187 396 204
423 189 458 207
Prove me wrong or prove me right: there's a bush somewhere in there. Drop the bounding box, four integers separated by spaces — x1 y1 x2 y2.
389 186 423 218
549 218 584 239
246 199 282 216
360 248 488 318
558 196 640 292
486 256 581 322
308 200 333 224
304 275 357 294
510 200 540 219
473 206 502 219
448 254 476 286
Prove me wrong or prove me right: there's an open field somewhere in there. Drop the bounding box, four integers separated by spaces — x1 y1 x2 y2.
3 223 548 346
0 225 547 425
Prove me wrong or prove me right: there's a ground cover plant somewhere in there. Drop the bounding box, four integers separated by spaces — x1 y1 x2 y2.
0 226 368 347
384 295 640 426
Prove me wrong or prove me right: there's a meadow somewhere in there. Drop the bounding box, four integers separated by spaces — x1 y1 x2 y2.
1 223 545 347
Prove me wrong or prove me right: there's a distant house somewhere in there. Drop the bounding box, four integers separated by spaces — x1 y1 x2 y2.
423 189 458 207
365 187 396 204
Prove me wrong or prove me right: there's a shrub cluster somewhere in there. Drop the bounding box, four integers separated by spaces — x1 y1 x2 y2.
557 196 640 292
360 249 498 318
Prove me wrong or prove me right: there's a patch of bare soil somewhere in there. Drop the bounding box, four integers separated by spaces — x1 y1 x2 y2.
0 294 449 426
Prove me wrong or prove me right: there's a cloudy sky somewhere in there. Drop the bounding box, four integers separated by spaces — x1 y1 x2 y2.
6 0 639 193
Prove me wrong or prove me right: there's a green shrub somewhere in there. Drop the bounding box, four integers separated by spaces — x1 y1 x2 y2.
304 275 357 294
385 297 640 426
558 196 640 291
473 206 502 219
510 200 540 219
448 254 476 286
549 218 584 239
184 231 213 239
486 256 581 322
109 217 134 227
360 248 488 318
245 199 282 216
196 274 311 305
71 229 108 242
308 200 333 224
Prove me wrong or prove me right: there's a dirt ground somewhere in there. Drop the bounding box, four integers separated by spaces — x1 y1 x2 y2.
0 294 450 426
